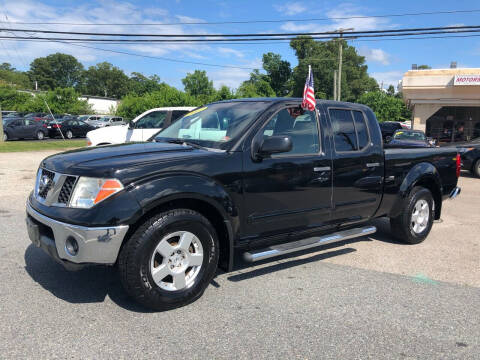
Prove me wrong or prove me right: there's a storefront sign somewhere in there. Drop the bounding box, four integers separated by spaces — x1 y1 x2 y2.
454 75 480 85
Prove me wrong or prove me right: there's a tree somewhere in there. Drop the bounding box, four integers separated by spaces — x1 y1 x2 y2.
387 85 395 96
82 62 130 98
236 79 275 98
262 52 292 96
0 63 15 71
116 83 200 120
182 70 215 101
128 72 163 95
289 37 378 101
213 85 235 101
29 53 84 90
357 91 411 122
0 63 31 89
417 65 431 70
0 86 33 110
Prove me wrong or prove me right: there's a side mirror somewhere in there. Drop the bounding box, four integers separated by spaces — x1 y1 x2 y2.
257 135 292 158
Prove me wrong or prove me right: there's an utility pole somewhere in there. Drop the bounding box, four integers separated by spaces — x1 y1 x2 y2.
0 106 3 143
336 28 354 102
333 70 337 101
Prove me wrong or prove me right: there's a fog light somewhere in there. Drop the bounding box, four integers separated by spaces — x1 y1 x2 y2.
65 237 79 256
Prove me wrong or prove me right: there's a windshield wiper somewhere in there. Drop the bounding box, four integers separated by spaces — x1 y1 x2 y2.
163 138 207 150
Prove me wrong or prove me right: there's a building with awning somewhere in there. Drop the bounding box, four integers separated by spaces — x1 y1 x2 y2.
400 67 480 144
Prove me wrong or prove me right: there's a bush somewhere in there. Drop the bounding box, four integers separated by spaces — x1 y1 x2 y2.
357 91 411 122
0 86 34 110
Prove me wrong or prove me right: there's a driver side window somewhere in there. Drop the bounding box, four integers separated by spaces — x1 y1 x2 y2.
262 107 320 155
135 111 167 129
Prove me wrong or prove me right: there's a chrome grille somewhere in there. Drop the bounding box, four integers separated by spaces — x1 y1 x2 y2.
37 169 55 199
57 176 77 204
35 168 78 206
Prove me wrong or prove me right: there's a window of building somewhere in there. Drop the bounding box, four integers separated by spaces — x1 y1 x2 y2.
426 106 480 143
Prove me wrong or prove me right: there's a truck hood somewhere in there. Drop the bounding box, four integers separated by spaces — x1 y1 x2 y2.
41 142 217 182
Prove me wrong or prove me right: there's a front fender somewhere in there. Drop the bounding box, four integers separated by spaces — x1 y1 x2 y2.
389 162 442 219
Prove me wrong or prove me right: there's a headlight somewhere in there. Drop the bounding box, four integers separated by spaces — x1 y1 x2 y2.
69 177 123 208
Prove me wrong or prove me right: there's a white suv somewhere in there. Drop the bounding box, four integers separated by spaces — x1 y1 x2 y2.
86 107 194 146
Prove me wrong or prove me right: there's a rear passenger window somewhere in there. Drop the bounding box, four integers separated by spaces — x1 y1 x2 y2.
352 111 369 149
330 109 357 151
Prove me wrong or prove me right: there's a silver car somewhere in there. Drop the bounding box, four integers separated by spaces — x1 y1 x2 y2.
89 116 125 128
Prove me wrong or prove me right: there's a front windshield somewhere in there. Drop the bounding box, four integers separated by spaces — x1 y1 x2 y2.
393 131 426 141
154 101 270 149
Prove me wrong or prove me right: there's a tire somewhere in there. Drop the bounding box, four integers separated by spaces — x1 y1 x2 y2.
390 186 434 244
3 132 7 141
36 131 45 140
473 159 480 178
65 130 73 139
118 209 219 311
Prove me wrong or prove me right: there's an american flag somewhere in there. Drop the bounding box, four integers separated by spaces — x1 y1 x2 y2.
301 65 316 111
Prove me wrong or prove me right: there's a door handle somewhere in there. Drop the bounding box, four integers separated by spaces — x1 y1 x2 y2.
366 163 380 168
314 166 331 172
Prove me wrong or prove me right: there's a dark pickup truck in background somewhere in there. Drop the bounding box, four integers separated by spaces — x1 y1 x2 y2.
25 98 461 310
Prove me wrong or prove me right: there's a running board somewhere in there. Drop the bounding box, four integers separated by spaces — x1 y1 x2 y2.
243 226 376 262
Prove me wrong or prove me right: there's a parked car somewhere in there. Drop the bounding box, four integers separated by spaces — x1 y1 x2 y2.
78 115 102 125
379 121 403 141
23 112 47 122
47 119 95 139
88 116 125 128
3 118 48 141
26 98 461 310
385 130 434 148
86 107 194 146
453 138 480 177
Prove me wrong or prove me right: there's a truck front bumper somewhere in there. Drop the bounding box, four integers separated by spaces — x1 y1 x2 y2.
26 200 129 270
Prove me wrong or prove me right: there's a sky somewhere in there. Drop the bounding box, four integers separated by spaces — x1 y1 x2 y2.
0 0 479 92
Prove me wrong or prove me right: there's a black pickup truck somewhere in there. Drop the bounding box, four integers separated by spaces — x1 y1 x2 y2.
26 98 461 310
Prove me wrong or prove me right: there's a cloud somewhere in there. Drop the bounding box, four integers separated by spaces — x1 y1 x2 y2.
280 3 391 33
358 47 390 65
0 0 217 70
209 58 262 89
217 47 245 58
370 70 404 89
274 2 307 16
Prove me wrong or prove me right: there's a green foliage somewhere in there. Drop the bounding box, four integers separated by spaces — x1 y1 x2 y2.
0 63 32 89
116 83 200 120
81 62 130 98
182 70 215 101
236 80 275 98
417 65 431 70
0 86 33 110
357 91 411 122
29 53 84 90
213 85 235 101
262 52 292 96
128 73 163 96
290 37 378 101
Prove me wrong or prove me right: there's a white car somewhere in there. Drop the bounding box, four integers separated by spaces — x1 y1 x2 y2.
86 107 194 146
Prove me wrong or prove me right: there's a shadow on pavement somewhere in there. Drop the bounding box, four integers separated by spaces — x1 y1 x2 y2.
24 244 154 313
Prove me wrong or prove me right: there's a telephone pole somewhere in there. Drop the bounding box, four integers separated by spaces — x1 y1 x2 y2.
336 28 354 102
333 70 338 101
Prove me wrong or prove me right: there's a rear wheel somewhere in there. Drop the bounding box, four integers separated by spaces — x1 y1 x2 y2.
118 209 219 311
390 186 434 244
3 132 7 141
36 131 45 140
473 159 480 178
65 130 73 139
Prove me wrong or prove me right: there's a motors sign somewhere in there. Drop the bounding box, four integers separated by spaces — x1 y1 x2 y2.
454 75 480 86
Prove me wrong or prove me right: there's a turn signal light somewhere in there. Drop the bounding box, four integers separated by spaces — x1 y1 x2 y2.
94 179 124 204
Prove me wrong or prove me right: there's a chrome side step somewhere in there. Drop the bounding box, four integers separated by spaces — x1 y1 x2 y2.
243 226 376 262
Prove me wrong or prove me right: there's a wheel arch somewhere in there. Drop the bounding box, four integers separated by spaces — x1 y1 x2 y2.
390 162 442 220
125 176 238 272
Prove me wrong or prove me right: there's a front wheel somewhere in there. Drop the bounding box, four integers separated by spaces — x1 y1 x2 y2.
36 131 45 140
3 132 7 141
390 186 434 244
473 159 480 178
118 209 219 311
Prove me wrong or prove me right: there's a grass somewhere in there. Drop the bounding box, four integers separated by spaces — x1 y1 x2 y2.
0 139 87 152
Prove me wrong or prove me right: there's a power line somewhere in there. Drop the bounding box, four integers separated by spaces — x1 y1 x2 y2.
4 9 480 26
1 24 480 38
2 28 480 43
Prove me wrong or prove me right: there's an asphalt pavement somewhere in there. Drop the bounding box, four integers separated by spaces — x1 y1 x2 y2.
0 150 479 359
